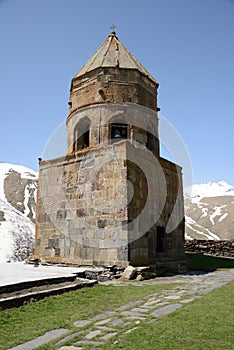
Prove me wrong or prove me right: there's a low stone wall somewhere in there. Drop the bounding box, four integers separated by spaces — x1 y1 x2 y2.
185 240 234 258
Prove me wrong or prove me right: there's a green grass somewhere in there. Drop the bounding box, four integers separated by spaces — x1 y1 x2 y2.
186 253 234 271
0 283 176 350
102 282 234 350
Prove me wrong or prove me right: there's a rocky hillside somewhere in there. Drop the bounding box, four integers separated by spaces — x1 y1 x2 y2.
0 163 38 262
184 181 234 240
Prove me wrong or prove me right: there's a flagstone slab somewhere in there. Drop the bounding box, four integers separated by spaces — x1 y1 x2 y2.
100 332 118 340
56 331 84 345
151 303 182 317
94 318 112 326
91 311 116 321
85 330 102 339
74 320 91 328
111 318 124 326
59 347 82 350
9 329 69 350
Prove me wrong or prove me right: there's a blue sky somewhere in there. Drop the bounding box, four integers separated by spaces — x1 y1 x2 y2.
0 0 234 186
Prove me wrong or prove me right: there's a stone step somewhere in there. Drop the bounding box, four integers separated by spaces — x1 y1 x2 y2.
0 278 97 310
0 274 76 295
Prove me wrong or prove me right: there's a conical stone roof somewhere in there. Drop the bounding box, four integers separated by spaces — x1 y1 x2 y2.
74 31 157 84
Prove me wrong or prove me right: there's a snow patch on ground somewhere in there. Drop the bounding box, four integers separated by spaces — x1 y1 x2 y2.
218 212 228 222
0 163 38 262
209 205 227 225
0 262 85 287
0 198 34 263
185 216 196 225
200 208 208 218
185 232 193 240
24 185 30 217
0 168 7 202
185 215 220 240
0 163 37 180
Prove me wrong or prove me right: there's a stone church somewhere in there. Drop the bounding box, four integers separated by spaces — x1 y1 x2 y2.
35 31 185 268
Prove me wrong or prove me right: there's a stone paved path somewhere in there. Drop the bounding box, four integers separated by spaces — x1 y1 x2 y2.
8 269 234 350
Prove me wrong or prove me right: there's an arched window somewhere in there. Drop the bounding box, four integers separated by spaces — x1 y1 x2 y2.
73 117 90 152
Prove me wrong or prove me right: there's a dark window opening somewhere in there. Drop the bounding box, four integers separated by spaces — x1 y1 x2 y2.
157 226 165 253
146 131 156 152
110 123 128 143
76 130 89 150
74 119 90 151
148 231 155 258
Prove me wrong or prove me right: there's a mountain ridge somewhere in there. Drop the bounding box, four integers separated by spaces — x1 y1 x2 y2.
184 180 234 240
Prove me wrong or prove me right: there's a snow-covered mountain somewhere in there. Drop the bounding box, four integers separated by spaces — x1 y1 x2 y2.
184 181 234 240
0 163 38 262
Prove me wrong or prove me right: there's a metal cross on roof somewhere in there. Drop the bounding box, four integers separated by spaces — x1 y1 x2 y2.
110 24 117 31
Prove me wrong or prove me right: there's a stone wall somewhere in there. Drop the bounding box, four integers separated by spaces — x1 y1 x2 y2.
185 240 234 257
35 139 185 267
66 103 159 155
127 154 185 265
35 141 129 266
69 67 158 116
